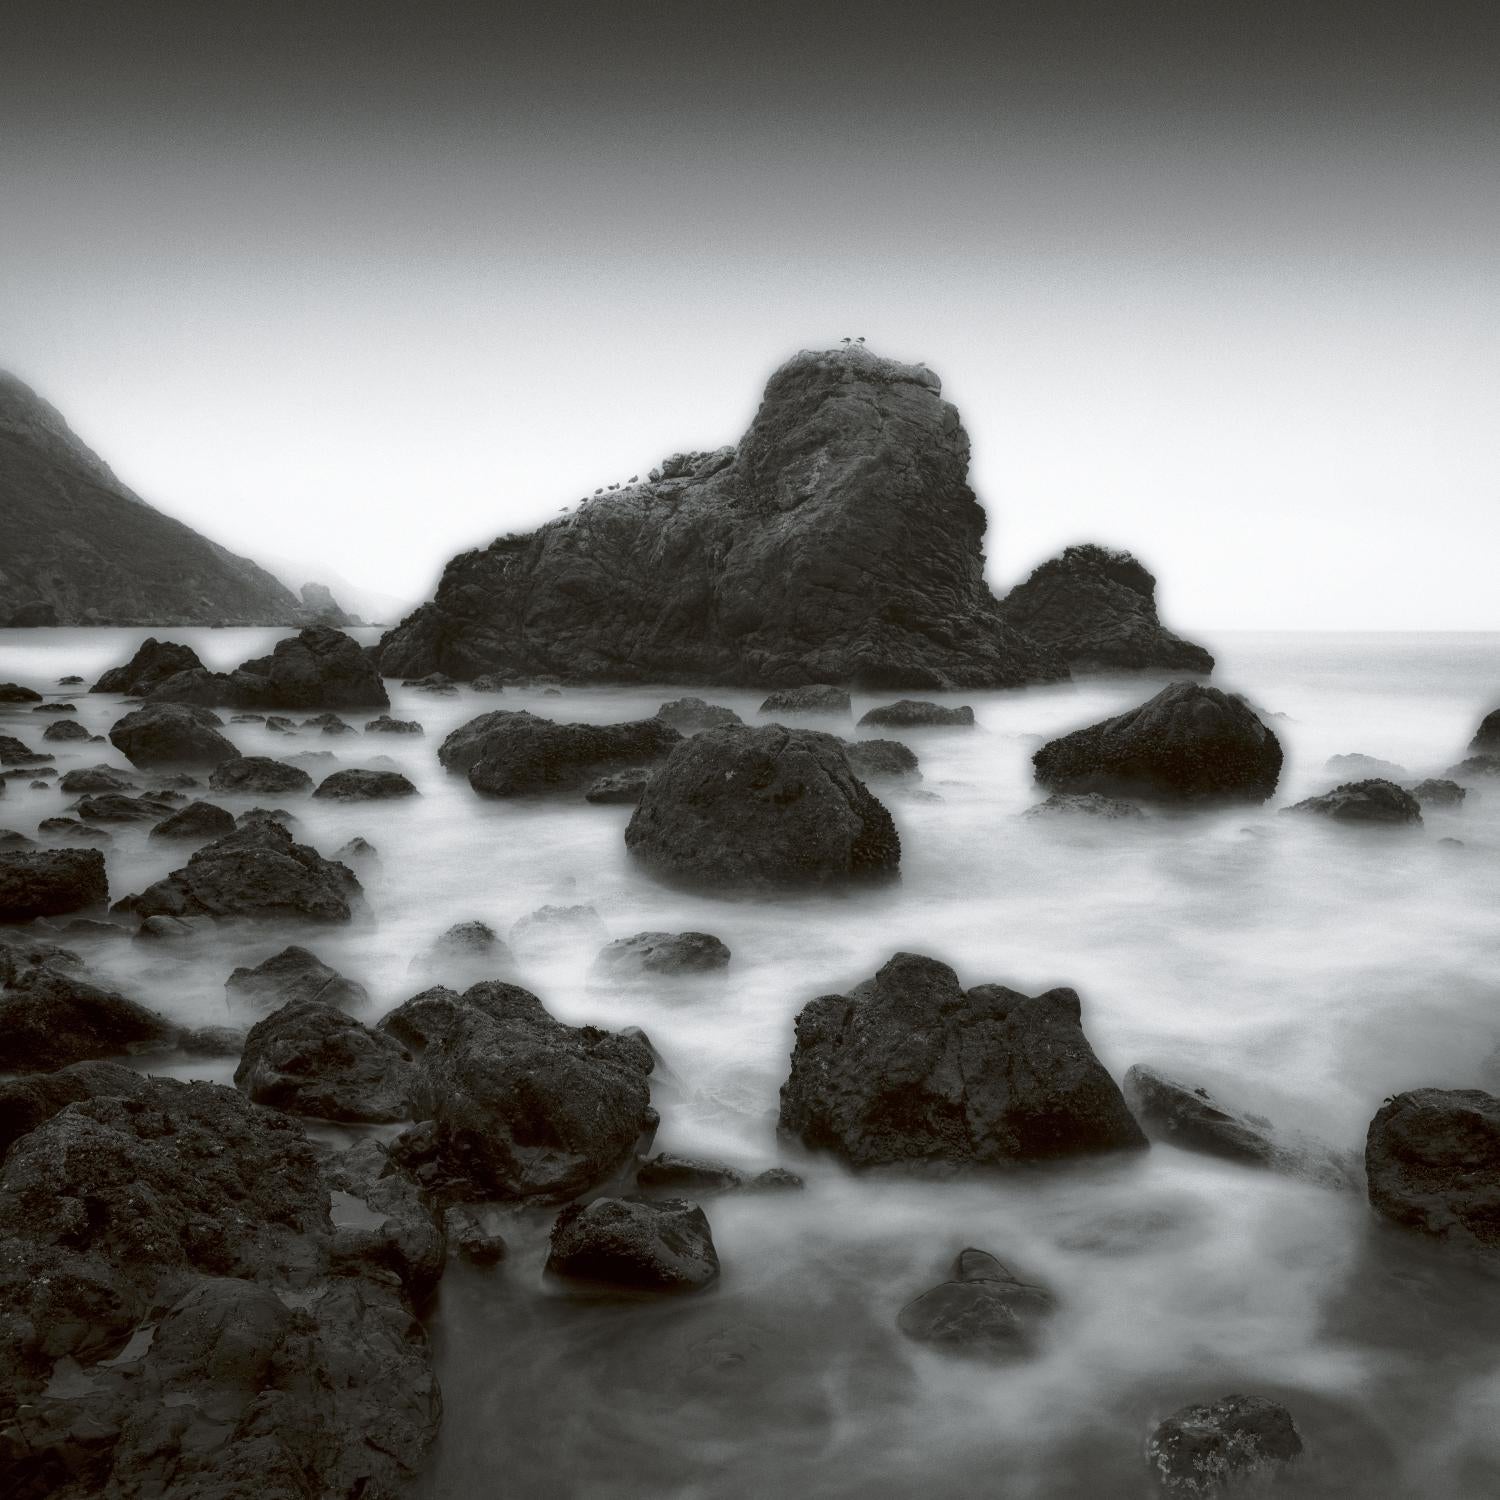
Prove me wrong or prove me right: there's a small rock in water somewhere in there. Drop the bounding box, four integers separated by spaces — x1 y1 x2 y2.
546 1197 720 1293
150 799 236 840
366 714 424 734
843 737 921 781
42 718 97 743
1409 777 1466 809
0 847 108 921
134 914 201 942
1023 791 1144 820
656 696 744 733
266 714 298 733
336 835 380 867
304 711 356 734
31 701 77 714
0 682 43 703
636 1152 749 1194
443 1204 509 1266
1145 1394 1303 1496
897 1248 1056 1357
227 943 370 1013
592 930 732 983
0 734 53 767
858 699 975 729
176 1023 246 1056
73 791 179 823
313 768 420 801
1283 778 1422 825
510 903 608 961
758 684 851 716
37 816 113 843
209 755 315 795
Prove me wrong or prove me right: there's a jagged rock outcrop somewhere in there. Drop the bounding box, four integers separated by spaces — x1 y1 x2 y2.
998 544 1214 673
90 638 205 695
376 346 1067 689
0 371 304 625
294 580 363 627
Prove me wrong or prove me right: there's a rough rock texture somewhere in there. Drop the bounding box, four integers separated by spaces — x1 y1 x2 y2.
376 346 1067 689
1022 791 1144 819
1410 778 1466 809
0 371 305 626
226 627 390 710
0 964 173 1071
545 1197 719 1293
0 849 107 922
1284 778 1422 825
381 980 655 1201
438 709 681 797
1443 753 1500 782
625 725 900 888
72 792 178 824
656 697 744 733
118 819 362 923
0 1059 150 1158
303 711 355 735
593 930 732 983
91 639 205 696
1365 1088 1500 1245
997 544 1214 674
42 719 97 743
857 700 975 729
509 904 609 962
897 1248 1055 1357
208 755 315 795
1033 684 1283 803
149 799 236 840
778 952 1144 1168
313 768 419 801
1146 1394 1303 1496
57 765 136 793
366 715 423 734
235 1000 417 1122
843 738 921 781
760 684 851 715
226 944 370 1014
108 702 236 767
1469 708 1500 753
0 734 52 767
583 768 654 804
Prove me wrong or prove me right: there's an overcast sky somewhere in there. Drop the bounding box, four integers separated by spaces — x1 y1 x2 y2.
2 1 1495 627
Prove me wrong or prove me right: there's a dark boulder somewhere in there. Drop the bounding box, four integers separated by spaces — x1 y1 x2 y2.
1410 778 1466 809
1443 753 1500 782
118 818 362 923
41 718 96 743
1284 778 1422 825
439 709 681 797
30 701 75 713
0 682 42 703
657 696 744 733
1469 708 1500 753
1366 1088 1500 1245
857 700 974 729
0 1059 149 1158
593 930 732 983
1023 791 1144 819
997 543 1214 673
90 638 204 695
226 626 390 710
303 710 354 734
0 964 173 1071
625 725 900 888
1033 683 1282 804
0 848 107 921
72 791 179 823
443 1204 509 1266
366 714 423 734
634 1152 802 1197
313 767 419 801
37 816 111 843
584 767 655 804
760 684 851 715
778 952 1145 1169
235 1000 417 1122
1146 1394 1303 1496
108 701 236 766
149 798 236 840
0 734 51 767
545 1197 720 1293
57 764 137 793
266 713 298 732
226 943 370 1014
897 1248 1055 1357
208 755 315 795
141 665 236 705
843 738 921 781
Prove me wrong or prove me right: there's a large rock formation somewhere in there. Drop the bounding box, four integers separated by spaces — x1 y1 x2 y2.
0 849 107 922
0 371 304 625
998 544 1214 673
376 346 1067 689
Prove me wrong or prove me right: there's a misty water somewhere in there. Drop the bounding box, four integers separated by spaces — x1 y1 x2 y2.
3 626 1499 1499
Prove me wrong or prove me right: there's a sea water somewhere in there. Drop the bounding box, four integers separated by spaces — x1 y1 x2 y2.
1 627 1497 1498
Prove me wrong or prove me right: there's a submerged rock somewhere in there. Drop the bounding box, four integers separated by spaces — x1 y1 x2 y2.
57 767 135 796
625 725 901 888
1023 791 1144 819
1033 683 1283 803
1468 708 1500 753
843 738 921 781
366 714 424 734
42 718 97 743
593 930 732 983
897 1248 1056 1357
1284 778 1422 825
1146 1394 1303 1496
1442 753 1500 782
90 638 205 695
108 701 236 766
36 817 112 844
226 943 370 1014
545 1197 720 1293
760 684 851 716
1409 777 1466 809
857 700 974 729
208 754 315 795
0 848 107 922
510 903 609 962
304 710 355 734
657 697 744 733
313 767 419 801
149 798 236 840
0 963 173 1071
997 544 1214 674
779 952 1145 1169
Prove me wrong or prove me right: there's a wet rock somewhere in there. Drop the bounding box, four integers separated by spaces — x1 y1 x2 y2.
439 709 681 797
0 964 173 1071
108 701 236 767
118 819 362 923
149 798 236 840
546 1197 719 1293
134 913 203 942
303 710 355 734
381 980 655 1200
313 767 419 801
626 724 900 888
593 930 732 983
226 625 390 710
72 791 179 823
1468 708 1500 753
41 718 97 743
1326 752 1410 781
657 696 744 733
57 767 137 798
0 1059 149 1158
858 699 975 729
778 952 1145 1168
842 737 921 781
584 767 655 804
636 1152 748 1194
1366 1088 1500 1245
207 754 315 795
235 1000 417 1122
335 834 380 867
0 682 43 703
90 638 204 695
997 543 1214 673
226 943 370 1014
510 903 608 961
238 805 298 829
402 672 459 695
0 830 32 850
760 684 851 716
0 848 107 921
1023 791 1145 819
1409 777 1466 809
0 734 52 767
1033 683 1283 804
366 714 423 734
413 921 512 983
1146 1394 1303 1495
324 1137 445 1296
1442 753 1500 782
470 672 508 692
266 713 298 732
31 701 76 714
36 817 112 844
897 1247 1056 1356
176 1023 245 1056
1284 778 1422 825
443 1203 508 1266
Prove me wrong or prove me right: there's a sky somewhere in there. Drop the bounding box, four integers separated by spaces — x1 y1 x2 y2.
1 0 1496 628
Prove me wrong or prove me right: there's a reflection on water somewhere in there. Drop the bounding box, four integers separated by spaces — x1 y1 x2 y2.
2 626 1498 1498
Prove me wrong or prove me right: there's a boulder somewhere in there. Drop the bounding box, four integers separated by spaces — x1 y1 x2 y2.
303 710 355 734
443 1204 508 1266
843 738 921 781
266 713 298 732
118 819 362 923
1469 708 1500 753
208 755 315 795
778 952 1145 1168
235 1000 417 1122
336 835 380 866
108 702 236 766
857 699 975 729
997 544 1214 673
1033 684 1283 803
0 964 173 1071
633 1152 801 1197
1146 1394 1303 1496
470 672 507 692
381 980 655 1200
1442 753 1500 782
593 930 732 983
366 714 423 734
438 709 681 797
1023 791 1144 819
90 638 205 695
760 684 851 715
0 734 51 767
31 701 75 714
1283 779 1422 825
149 799 236 840
0 848 107 921
584 767 655 804
36 817 111 843
0 682 42 703
41 718 96 743
0 1059 149 1158
72 791 179 823
57 764 137 793
226 626 390 710
897 1248 1055 1356
313 767 419 801
1366 1088 1500 1245
411 921 513 986
1410 778 1466 809
226 943 370 1014
141 665 236 705
545 1197 720 1293
656 697 744 733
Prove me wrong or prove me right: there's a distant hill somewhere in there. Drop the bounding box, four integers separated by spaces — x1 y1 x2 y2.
0 371 305 626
